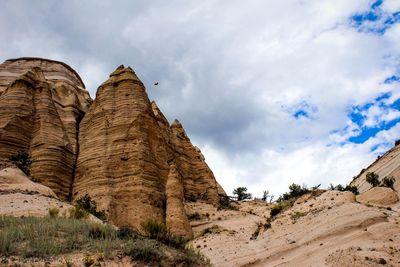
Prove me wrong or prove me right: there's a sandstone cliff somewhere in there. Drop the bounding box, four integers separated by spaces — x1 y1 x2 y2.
0 58 91 199
0 58 225 236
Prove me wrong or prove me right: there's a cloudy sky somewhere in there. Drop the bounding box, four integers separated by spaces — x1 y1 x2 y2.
1 0 400 198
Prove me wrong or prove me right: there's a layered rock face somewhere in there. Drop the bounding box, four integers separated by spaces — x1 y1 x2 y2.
73 66 171 229
0 58 91 199
0 58 225 235
351 143 400 194
73 65 223 234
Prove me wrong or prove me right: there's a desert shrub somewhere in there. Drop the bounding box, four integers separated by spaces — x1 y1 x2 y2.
366 172 380 187
233 187 252 201
270 199 295 218
117 226 138 240
75 194 106 221
141 219 187 249
277 183 310 202
141 218 169 240
9 151 32 176
124 241 163 263
68 206 89 220
270 205 283 218
382 176 395 189
188 212 201 221
174 248 212 267
48 208 60 218
218 195 238 210
395 139 400 146
329 184 359 195
89 223 112 239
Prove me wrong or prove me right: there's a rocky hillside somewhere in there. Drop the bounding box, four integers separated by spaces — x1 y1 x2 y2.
351 143 400 194
0 57 225 237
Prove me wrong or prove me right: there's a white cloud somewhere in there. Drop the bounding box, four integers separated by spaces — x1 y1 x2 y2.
1 0 400 197
382 0 400 13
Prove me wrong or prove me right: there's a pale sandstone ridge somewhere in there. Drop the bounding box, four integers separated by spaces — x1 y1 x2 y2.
0 58 92 199
73 65 223 233
351 143 400 194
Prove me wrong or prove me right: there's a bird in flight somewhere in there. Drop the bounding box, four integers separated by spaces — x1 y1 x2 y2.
154 82 159 86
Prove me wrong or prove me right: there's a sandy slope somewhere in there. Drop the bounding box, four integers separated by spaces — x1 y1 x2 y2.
190 191 400 267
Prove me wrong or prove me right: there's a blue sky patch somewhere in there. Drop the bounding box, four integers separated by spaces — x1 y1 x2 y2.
293 110 308 119
346 91 400 144
350 0 400 35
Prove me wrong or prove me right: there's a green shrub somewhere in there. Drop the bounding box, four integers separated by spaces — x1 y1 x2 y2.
124 241 162 263
48 208 60 218
9 151 32 176
366 172 380 187
69 206 89 220
395 139 400 146
141 218 169 240
270 205 283 218
233 187 252 201
88 224 108 239
329 184 359 195
117 226 138 240
382 176 395 189
75 194 107 221
141 219 187 249
277 183 310 202
218 195 238 210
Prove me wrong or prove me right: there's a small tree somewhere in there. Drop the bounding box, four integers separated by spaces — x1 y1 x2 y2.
382 176 395 189
366 172 380 187
395 139 400 146
9 151 32 176
233 187 252 201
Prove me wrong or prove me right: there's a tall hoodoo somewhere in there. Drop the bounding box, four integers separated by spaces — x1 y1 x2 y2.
0 58 91 199
73 65 171 229
0 58 225 235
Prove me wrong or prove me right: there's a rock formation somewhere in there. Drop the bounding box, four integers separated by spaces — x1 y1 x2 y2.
0 58 225 235
0 58 91 199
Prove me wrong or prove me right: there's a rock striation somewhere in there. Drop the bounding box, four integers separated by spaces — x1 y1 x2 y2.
0 58 225 236
73 65 222 234
351 143 400 195
0 58 91 199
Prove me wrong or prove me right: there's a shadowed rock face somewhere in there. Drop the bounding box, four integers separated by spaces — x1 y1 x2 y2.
0 58 91 199
0 58 225 235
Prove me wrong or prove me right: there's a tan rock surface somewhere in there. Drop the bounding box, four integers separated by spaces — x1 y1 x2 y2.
73 65 170 229
166 162 194 239
0 58 92 199
0 167 56 197
73 65 224 232
170 120 220 205
190 191 400 266
351 143 400 194
356 186 399 206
